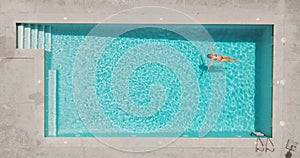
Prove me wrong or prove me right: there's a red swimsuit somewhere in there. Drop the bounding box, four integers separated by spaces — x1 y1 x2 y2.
213 54 224 60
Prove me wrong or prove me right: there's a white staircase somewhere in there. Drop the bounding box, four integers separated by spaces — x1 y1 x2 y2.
17 23 51 51
17 23 55 137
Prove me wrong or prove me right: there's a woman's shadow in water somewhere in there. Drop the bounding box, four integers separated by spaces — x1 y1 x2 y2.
198 64 226 75
198 54 225 78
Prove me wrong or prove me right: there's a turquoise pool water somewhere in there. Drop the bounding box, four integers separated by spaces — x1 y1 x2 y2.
43 24 272 137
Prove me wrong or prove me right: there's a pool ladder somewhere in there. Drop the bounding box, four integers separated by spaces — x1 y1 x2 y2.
251 132 275 153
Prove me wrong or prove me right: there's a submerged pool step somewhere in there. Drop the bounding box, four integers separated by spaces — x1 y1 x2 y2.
17 23 51 51
31 24 38 49
37 25 45 49
45 25 51 52
48 69 57 136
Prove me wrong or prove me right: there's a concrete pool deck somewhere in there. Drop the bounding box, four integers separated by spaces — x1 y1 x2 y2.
0 0 300 157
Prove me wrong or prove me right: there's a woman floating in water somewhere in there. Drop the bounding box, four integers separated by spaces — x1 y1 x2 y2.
207 44 238 70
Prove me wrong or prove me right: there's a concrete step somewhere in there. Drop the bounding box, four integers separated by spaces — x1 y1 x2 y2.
24 24 31 49
17 24 24 49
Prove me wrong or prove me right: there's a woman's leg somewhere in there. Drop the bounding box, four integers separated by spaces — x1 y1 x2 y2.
222 58 238 62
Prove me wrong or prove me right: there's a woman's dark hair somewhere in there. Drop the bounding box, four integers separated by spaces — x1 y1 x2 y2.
207 54 213 58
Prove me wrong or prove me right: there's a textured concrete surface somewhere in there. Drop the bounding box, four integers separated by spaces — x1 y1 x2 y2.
0 0 300 157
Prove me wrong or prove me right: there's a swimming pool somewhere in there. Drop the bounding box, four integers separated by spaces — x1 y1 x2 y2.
18 23 273 138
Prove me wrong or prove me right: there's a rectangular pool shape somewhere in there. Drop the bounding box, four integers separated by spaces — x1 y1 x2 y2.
17 23 273 138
